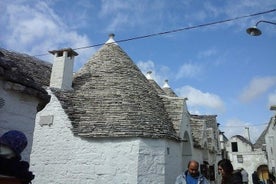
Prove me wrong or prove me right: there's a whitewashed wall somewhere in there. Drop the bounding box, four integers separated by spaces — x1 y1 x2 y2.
0 80 39 161
137 139 181 184
165 140 185 184
226 137 253 153
191 148 205 164
230 150 266 184
265 117 276 174
30 90 182 184
31 90 138 184
226 138 267 184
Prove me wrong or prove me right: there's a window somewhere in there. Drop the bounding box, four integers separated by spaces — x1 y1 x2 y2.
231 142 238 152
237 155 243 163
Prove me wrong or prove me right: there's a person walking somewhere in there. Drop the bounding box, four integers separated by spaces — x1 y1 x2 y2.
217 159 242 184
252 171 260 184
175 160 209 184
240 168 249 184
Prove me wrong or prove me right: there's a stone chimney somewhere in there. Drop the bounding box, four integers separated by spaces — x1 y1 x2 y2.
49 48 78 90
244 127 251 142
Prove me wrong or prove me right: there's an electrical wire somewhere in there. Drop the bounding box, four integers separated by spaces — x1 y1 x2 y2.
34 8 276 57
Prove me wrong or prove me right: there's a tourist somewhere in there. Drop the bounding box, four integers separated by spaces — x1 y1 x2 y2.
240 168 249 184
0 130 34 184
175 160 209 184
217 159 242 184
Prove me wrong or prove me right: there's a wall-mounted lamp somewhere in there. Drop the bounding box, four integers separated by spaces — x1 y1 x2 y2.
246 20 276 36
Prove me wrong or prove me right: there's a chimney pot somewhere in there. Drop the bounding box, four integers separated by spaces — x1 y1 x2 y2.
49 48 78 90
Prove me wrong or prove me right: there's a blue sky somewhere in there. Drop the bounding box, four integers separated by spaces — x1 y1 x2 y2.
1 0 276 142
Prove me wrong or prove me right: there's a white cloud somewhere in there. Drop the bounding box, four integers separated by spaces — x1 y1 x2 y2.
203 2 221 18
221 118 266 143
100 0 130 16
99 0 133 31
197 48 217 59
268 91 276 107
99 0 167 33
137 60 170 86
176 85 225 111
239 76 276 103
137 60 155 73
178 0 276 32
221 1 276 31
175 63 201 79
224 0 275 18
1 1 93 70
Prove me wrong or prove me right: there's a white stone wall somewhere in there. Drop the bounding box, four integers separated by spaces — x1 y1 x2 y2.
226 137 253 152
192 147 217 166
265 116 276 174
31 91 139 184
166 140 185 183
137 139 181 184
30 90 181 184
0 80 39 161
191 148 204 163
229 150 267 184
191 147 223 183
226 138 267 184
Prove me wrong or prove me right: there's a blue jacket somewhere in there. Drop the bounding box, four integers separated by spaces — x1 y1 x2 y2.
175 171 209 184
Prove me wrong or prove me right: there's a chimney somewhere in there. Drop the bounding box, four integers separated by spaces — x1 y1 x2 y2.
244 127 251 142
219 132 225 149
49 48 78 90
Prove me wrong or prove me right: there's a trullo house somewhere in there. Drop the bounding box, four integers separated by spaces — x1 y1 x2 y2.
29 34 215 184
0 48 51 161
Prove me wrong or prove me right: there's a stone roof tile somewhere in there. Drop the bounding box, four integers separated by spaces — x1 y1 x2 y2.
53 40 179 140
0 48 51 111
190 114 219 150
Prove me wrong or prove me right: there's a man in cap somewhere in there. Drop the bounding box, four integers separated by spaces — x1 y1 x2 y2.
0 130 34 184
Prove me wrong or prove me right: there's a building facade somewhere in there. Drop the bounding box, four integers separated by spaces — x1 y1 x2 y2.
265 106 276 176
30 35 197 184
0 48 50 161
225 133 271 184
1 35 223 184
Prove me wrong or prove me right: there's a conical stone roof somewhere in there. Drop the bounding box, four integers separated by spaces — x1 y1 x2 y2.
0 48 51 111
145 71 166 95
53 35 178 140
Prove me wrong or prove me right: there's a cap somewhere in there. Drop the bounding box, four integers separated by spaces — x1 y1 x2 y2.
0 130 28 156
